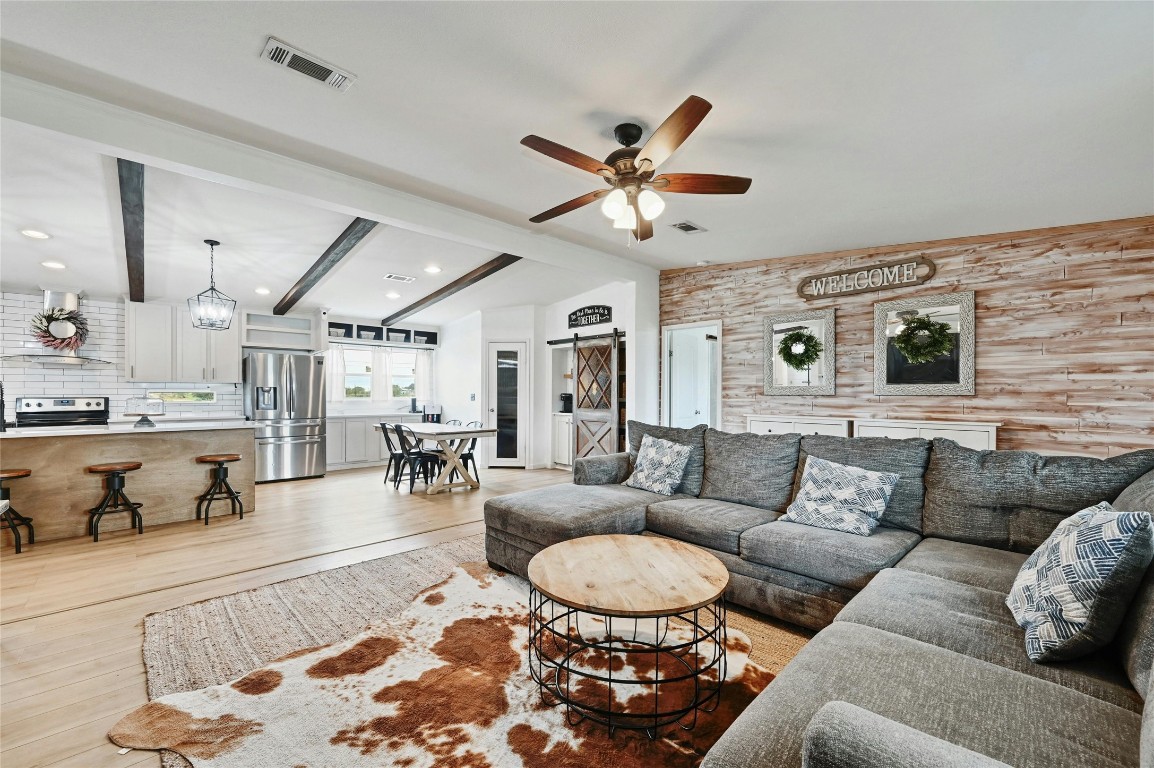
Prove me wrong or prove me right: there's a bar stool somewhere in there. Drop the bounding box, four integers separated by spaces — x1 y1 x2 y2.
86 462 144 542
195 454 244 524
0 468 35 554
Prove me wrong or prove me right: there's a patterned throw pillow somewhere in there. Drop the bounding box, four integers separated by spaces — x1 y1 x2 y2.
1006 501 1154 663
624 434 693 496
783 456 900 536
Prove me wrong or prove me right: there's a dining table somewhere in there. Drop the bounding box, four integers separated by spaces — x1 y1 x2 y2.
374 422 498 495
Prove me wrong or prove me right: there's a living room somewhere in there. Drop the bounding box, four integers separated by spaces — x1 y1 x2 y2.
1 2 1152 767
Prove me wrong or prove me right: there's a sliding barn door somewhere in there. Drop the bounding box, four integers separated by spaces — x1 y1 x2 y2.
574 337 620 458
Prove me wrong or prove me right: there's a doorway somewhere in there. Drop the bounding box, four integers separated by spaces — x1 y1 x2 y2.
663 321 721 429
486 341 528 467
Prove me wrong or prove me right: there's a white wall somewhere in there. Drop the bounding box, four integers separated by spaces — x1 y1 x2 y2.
434 311 484 426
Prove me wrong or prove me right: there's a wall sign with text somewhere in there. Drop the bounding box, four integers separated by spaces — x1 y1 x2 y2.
797 257 936 300
568 305 613 328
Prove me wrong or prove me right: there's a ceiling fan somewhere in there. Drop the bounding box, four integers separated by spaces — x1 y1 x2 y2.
520 95 751 242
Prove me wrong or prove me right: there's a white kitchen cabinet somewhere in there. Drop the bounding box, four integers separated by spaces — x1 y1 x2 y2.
745 415 851 437
326 415 420 470
344 418 370 463
208 321 242 383
327 419 346 466
125 301 174 382
552 413 574 466
175 306 210 382
853 419 1000 450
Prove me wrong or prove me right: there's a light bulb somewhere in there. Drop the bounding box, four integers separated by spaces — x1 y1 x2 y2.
637 189 665 221
613 206 638 229
600 188 627 220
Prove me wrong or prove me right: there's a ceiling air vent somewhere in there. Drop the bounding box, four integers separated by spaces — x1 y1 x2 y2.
382 273 417 284
261 37 356 92
670 221 708 234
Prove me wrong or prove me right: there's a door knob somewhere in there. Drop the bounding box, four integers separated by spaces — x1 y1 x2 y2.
490 408 495 413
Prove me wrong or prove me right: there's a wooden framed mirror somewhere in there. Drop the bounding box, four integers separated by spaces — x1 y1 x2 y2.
874 290 975 396
763 309 836 396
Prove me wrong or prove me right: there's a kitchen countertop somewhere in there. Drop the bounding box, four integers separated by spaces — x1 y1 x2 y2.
0 418 255 438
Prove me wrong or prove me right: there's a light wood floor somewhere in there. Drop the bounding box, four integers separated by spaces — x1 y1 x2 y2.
0 466 569 768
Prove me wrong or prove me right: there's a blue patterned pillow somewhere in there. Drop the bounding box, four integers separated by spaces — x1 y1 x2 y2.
625 434 693 496
1007 501 1153 662
783 456 900 536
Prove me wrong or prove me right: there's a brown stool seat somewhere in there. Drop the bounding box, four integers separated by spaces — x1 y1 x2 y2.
0 468 32 480
196 454 242 463
87 462 143 473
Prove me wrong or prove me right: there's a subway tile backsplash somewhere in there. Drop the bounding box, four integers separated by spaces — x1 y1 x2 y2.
1 292 243 423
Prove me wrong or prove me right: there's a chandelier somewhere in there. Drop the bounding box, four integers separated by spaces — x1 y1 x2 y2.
187 239 236 330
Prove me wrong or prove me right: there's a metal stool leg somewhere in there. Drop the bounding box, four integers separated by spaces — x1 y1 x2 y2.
197 463 243 524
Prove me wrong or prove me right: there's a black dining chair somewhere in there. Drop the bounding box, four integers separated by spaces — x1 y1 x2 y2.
379 423 406 484
393 424 439 493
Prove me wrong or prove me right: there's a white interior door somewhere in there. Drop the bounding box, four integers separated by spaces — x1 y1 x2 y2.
486 341 528 467
664 323 721 428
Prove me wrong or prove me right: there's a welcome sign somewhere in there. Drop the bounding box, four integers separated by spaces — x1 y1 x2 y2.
797 257 935 300
568 305 612 328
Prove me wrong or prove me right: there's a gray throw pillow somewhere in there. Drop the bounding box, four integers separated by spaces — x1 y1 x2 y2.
627 420 707 496
1006 501 1154 662
783 456 901 536
624 434 693 496
700 429 801 511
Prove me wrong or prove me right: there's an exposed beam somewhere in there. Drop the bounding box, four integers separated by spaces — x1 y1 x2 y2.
382 253 522 326
116 159 146 302
274 217 378 315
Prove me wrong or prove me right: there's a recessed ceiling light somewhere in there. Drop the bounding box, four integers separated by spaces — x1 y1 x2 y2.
41 261 66 270
21 229 51 240
385 291 401 299
254 287 271 295
423 265 442 274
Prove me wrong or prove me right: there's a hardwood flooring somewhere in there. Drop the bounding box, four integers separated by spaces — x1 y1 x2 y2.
0 466 569 768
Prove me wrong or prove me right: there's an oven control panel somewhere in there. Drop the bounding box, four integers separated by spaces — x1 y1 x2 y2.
16 398 106 411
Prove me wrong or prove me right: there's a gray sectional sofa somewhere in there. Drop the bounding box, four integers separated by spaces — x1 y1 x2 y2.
484 421 1154 767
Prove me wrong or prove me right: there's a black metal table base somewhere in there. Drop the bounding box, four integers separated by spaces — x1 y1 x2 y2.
528 586 727 738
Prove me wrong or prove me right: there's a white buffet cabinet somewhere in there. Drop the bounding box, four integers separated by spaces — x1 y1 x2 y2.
327 414 423 470
852 419 1000 450
745 415 852 437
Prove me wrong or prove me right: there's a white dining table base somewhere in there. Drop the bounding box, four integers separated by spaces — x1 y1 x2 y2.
426 437 479 494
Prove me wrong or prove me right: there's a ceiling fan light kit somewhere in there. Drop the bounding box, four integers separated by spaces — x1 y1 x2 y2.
187 239 237 331
521 95 751 242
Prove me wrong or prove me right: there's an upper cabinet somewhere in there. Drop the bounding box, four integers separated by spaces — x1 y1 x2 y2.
242 311 316 351
124 301 242 383
175 306 242 383
124 301 174 382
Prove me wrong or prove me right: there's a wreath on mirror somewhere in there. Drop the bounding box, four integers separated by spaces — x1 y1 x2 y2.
30 308 89 351
778 330 824 371
893 315 954 364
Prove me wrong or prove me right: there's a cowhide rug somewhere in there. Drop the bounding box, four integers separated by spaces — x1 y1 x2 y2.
110 563 772 767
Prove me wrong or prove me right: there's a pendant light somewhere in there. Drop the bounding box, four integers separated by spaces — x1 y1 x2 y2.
600 188 627 219
187 239 236 330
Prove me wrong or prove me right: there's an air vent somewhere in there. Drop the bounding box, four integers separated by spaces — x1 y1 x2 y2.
261 37 356 92
382 273 417 283
670 221 708 234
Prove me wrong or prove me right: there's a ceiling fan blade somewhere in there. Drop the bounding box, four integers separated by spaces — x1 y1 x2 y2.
635 96 712 172
633 200 654 242
529 189 608 223
651 173 752 194
520 135 615 177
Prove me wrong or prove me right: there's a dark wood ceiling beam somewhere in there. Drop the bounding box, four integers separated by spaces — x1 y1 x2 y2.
116 159 146 302
274 217 379 315
382 253 522 326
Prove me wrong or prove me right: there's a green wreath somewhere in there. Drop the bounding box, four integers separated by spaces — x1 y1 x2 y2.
30 308 89 352
778 330 824 371
893 315 954 364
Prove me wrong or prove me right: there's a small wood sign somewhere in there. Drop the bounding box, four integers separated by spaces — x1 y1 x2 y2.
568 305 613 328
797 257 936 300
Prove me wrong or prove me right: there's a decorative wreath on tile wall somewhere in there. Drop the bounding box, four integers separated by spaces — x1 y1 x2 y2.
892 315 954 364
30 308 89 351
777 329 824 371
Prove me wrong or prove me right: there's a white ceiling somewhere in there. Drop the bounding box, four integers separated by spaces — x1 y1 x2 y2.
1 1 1151 276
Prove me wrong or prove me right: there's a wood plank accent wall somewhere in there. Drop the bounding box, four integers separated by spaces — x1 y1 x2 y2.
660 216 1154 457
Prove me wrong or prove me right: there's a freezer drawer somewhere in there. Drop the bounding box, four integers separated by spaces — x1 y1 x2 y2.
253 419 325 440
256 434 326 482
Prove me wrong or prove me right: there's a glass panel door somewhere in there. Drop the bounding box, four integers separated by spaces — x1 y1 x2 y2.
496 350 519 459
487 342 527 467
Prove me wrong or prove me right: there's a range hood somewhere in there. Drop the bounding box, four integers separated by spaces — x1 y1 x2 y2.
2 290 111 366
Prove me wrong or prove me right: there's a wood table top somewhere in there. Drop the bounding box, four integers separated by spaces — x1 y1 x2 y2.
527 534 729 618
373 423 497 440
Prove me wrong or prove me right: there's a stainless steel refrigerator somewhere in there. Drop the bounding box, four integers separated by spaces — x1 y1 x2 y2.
243 352 326 482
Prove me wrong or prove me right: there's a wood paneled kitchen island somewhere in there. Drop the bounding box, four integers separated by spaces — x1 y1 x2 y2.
0 422 255 543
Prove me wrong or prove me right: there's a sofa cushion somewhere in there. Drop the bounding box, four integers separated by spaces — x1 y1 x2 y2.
838 568 1142 712
646 498 780 555
896 537 1027 594
794 435 931 533
627 420 707 496
784 456 899 536
483 483 663 548
1112 468 1154 699
700 428 800 511
1007 502 1153 662
624 434 692 495
700 622 1143 768
740 520 920 590
923 439 1154 553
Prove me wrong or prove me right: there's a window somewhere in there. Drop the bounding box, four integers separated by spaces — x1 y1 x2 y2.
328 346 430 403
391 351 415 397
343 348 373 399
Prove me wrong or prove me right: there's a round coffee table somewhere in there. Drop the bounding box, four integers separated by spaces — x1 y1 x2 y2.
527 534 730 737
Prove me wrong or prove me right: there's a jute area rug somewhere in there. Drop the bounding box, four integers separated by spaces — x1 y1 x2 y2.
136 534 811 768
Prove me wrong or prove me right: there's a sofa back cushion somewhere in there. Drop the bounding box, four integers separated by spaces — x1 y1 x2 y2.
1111 468 1154 698
627 421 707 496
700 428 801 511
792 435 931 533
923 440 1154 554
